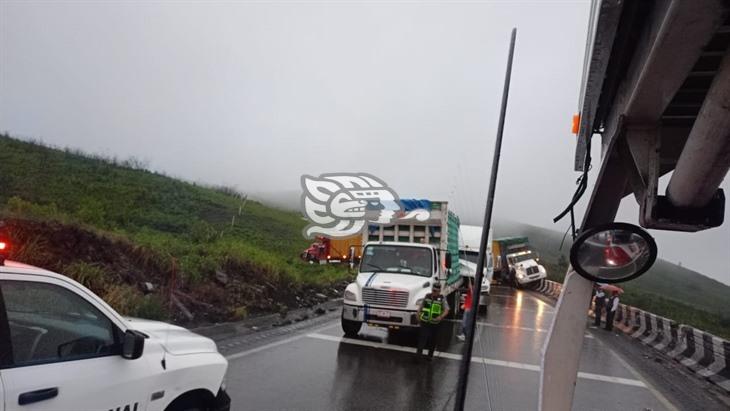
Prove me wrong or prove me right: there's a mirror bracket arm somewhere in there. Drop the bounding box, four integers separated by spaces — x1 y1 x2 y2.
619 125 725 231
619 125 661 226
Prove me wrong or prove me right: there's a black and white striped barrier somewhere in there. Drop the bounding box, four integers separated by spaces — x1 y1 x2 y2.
530 282 730 393
610 304 729 393
533 279 562 299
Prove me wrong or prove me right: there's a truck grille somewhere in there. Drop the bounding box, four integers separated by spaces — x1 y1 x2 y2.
362 288 409 308
526 266 539 275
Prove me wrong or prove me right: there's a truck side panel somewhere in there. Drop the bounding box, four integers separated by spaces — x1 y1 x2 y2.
492 241 502 271
446 210 461 284
329 235 362 260
360 200 460 282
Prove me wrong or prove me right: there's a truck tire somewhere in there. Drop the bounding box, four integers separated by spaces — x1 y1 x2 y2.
165 392 207 411
341 316 362 337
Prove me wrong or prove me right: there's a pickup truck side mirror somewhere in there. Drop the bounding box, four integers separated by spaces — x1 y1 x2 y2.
122 330 146 360
444 253 452 269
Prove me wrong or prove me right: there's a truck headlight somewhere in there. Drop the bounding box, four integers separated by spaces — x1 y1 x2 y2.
517 272 524 279
344 290 356 301
415 298 424 307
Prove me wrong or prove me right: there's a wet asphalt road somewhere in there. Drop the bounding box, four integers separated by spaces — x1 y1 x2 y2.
221 286 674 411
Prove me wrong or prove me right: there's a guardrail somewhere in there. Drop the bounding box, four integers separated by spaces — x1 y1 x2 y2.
531 279 730 394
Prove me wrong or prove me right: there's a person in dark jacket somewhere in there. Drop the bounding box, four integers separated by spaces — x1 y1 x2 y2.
605 291 620 331
593 284 606 327
416 282 450 360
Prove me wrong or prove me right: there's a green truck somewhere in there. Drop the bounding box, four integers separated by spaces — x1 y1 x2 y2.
492 236 547 287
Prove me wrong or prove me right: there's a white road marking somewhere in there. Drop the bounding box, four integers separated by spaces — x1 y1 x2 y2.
590 330 679 411
575 371 647 387
445 319 594 339
306 333 647 388
225 322 338 361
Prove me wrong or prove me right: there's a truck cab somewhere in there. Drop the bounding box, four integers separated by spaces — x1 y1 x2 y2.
340 242 458 336
0 258 229 411
492 237 547 287
506 250 547 286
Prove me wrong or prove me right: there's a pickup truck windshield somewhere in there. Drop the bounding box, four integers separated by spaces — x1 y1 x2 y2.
361 245 433 277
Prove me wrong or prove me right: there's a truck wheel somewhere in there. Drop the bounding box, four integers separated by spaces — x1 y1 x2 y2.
165 393 205 411
341 316 362 337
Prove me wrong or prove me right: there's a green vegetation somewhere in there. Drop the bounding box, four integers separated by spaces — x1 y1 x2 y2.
495 220 730 339
0 134 349 322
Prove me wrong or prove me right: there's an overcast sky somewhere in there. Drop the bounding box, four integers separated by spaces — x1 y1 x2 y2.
1 1 729 285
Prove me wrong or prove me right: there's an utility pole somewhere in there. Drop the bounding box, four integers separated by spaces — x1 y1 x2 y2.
454 27 517 411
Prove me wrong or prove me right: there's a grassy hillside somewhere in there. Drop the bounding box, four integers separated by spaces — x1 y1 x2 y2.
0 134 348 323
495 221 730 339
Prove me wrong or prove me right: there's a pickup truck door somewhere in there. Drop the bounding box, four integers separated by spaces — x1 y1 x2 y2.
0 278 153 411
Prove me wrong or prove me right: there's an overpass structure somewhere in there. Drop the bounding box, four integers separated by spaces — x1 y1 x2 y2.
541 1 730 409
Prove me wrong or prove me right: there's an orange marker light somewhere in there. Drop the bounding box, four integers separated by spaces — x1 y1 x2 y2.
0 242 6 250
571 114 580 134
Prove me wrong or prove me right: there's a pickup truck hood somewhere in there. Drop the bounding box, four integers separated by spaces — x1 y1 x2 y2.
125 317 218 355
357 272 432 292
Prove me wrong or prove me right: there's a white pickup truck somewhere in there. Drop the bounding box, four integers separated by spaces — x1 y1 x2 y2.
458 225 494 302
0 257 229 411
341 241 460 335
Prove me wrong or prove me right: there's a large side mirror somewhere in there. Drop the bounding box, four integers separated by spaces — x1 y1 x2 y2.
570 222 657 283
122 330 146 360
444 252 452 269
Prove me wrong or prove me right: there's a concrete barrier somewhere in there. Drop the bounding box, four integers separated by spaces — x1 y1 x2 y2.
530 280 730 393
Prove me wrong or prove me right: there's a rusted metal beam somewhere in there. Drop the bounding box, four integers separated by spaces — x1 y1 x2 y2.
575 0 623 171
599 0 725 152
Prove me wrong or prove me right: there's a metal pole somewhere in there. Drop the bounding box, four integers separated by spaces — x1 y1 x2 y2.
454 27 516 411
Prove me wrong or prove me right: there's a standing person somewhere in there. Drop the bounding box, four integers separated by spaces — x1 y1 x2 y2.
605 291 620 331
592 284 606 328
457 279 474 342
417 282 450 360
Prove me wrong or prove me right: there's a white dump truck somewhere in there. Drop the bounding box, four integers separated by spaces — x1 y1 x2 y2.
340 200 461 336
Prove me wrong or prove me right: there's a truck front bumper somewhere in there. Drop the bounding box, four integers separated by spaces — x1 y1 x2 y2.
516 273 547 285
342 303 420 327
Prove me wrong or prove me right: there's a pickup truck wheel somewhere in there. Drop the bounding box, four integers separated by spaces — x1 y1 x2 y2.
341 317 361 337
166 395 205 411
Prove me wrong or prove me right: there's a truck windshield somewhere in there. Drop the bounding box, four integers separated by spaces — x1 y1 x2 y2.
509 253 534 264
461 250 493 267
361 245 433 277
